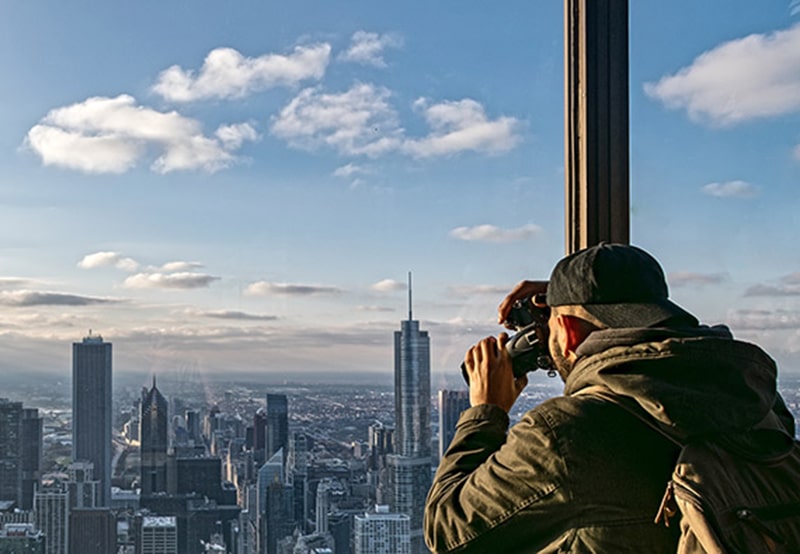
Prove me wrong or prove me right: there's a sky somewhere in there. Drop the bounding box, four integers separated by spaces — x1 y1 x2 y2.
1 1 800 387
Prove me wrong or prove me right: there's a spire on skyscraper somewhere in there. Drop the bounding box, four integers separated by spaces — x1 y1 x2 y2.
408 271 413 321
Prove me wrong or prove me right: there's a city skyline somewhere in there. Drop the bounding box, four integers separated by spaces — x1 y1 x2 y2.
1 1 800 385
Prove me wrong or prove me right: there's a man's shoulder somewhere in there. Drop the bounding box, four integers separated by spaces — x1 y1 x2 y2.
517 392 671 455
524 391 625 429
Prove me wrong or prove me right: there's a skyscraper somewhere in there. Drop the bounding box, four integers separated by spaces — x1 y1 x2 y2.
386 273 431 554
72 334 112 507
140 378 168 495
69 508 116 554
257 448 290 554
138 516 177 554
265 394 288 461
354 506 411 554
437 390 470 460
21 408 43 510
0 399 22 505
34 481 69 554
393 275 431 459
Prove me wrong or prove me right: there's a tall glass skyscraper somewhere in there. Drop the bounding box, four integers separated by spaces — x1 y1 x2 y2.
140 378 168 495
72 334 112 507
387 273 431 554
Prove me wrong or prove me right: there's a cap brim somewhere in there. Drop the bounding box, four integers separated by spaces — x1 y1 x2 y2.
583 299 697 329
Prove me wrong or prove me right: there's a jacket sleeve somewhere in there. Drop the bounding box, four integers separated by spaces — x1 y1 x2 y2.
424 403 573 553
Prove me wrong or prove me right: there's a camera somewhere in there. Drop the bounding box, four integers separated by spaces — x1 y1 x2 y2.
461 293 554 385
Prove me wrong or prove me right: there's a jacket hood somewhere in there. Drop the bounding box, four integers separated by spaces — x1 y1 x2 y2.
563 325 795 459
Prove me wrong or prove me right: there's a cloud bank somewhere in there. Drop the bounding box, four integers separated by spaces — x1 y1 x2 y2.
245 281 344 296
0 291 119 307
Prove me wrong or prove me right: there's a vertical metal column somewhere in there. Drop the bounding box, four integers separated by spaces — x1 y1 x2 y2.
564 0 630 254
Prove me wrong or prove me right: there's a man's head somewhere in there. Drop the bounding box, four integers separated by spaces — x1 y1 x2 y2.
545 243 696 378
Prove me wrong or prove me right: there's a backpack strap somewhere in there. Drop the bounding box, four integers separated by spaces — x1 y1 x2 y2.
573 385 683 527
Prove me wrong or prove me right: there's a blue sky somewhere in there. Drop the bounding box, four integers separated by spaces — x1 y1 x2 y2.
1 1 799 385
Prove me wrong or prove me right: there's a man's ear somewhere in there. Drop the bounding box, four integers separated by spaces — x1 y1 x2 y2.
557 314 592 357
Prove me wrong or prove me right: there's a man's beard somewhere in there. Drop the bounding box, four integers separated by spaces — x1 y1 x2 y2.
549 334 572 382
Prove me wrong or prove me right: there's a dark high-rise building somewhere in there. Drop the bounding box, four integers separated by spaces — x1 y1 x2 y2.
265 394 288 461
386 273 431 554
140 378 168 495
72 334 112 507
437 390 470 460
21 408 42 510
69 508 116 554
185 409 200 444
0 400 22 505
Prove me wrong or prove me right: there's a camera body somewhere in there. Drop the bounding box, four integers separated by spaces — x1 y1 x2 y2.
461 294 554 385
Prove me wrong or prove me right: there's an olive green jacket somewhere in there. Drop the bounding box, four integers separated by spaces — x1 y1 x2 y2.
425 326 792 553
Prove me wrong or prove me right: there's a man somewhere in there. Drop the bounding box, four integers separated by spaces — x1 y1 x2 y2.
424 243 794 553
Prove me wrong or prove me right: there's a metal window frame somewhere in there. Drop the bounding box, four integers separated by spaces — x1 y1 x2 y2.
564 0 630 254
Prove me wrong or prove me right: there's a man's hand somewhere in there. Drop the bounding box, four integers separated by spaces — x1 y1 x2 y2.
498 280 548 328
463 333 528 413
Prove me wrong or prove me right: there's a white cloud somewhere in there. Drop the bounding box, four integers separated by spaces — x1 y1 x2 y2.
272 87 521 159
339 31 403 68
404 98 521 157
449 223 541 243
701 180 759 198
794 144 800 160
123 272 220 289
668 271 726 287
270 83 403 157
78 251 139 271
644 23 800 126
245 281 344 296
215 123 260 150
792 0 800 17
25 95 258 174
371 279 405 292
333 163 369 178
152 44 331 102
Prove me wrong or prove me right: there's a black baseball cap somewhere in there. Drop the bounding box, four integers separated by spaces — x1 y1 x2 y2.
547 243 697 328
